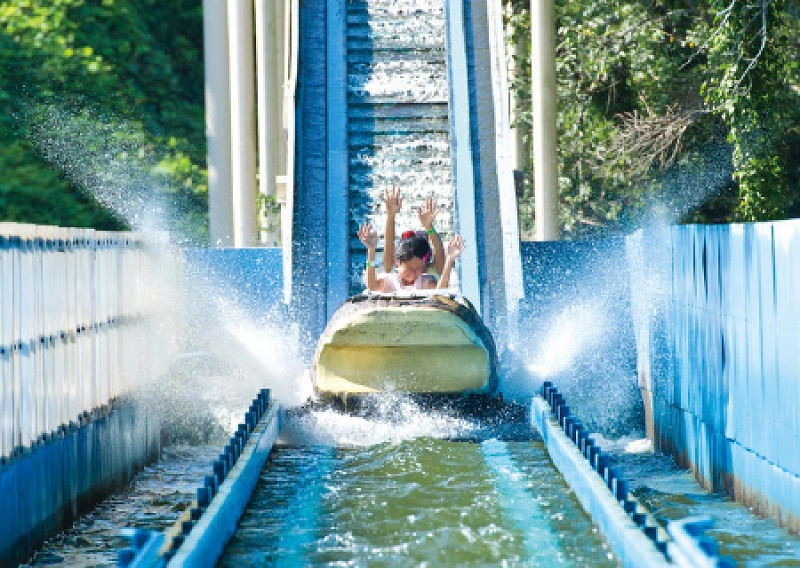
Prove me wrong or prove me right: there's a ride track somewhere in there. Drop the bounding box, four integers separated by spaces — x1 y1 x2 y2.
121 384 733 567
16 0 800 565
119 1 730 566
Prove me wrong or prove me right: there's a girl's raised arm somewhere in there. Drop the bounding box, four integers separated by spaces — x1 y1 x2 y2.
438 235 465 289
358 222 383 291
380 186 402 273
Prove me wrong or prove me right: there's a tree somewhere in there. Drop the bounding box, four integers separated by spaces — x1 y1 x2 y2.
504 0 800 236
0 0 208 242
701 0 800 220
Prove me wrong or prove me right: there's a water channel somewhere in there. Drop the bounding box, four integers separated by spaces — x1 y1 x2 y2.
15 0 800 565
22 392 800 567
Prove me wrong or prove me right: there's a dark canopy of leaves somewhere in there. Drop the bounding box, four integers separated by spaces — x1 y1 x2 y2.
0 0 207 242
506 0 800 238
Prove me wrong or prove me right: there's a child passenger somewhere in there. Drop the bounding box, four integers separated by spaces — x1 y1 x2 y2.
358 222 465 292
380 186 445 276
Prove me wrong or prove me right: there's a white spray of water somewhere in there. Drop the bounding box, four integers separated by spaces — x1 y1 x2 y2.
505 141 733 437
21 103 311 440
21 103 490 446
503 237 645 435
280 395 477 447
524 302 608 380
22 101 173 237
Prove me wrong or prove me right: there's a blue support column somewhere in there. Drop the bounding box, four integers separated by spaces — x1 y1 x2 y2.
445 0 481 313
326 0 349 319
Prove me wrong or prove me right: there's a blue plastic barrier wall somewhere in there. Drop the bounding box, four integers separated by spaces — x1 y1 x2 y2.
0 223 179 567
0 399 159 568
0 225 171 458
628 221 800 531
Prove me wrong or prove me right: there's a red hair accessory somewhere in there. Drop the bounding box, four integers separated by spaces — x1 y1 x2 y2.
401 230 430 240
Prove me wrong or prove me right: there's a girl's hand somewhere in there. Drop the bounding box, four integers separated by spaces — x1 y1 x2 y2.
417 197 439 230
358 222 379 250
446 234 465 260
380 186 403 217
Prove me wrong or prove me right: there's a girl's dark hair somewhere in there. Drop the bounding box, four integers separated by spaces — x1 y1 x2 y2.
395 236 431 263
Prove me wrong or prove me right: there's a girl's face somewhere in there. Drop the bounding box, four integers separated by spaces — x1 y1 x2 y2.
396 257 426 285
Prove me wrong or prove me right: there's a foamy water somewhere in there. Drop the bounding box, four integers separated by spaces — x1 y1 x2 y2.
280 397 479 448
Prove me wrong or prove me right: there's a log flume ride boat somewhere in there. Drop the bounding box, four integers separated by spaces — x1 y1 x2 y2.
312 293 499 402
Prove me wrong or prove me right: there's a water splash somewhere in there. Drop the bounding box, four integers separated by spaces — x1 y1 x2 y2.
524 301 609 379
505 238 644 436
19 99 204 245
280 395 478 447
645 141 734 226
17 101 307 441
148 268 309 443
504 140 731 436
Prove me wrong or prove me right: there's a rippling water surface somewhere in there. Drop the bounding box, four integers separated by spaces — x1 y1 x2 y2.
220 407 617 567
605 440 800 567
21 445 220 567
22 405 800 567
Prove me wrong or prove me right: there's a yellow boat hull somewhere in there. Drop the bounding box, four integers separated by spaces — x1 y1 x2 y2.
312 295 498 398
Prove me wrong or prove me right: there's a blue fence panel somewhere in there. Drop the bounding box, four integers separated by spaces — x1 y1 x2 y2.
0 225 175 460
634 220 800 531
773 221 800 475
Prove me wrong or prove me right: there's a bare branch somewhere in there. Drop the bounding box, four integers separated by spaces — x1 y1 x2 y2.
732 0 770 91
681 0 737 70
683 0 775 92
605 104 700 178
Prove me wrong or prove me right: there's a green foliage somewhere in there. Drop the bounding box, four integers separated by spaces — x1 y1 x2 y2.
258 193 282 247
0 131 124 229
505 0 800 236
701 0 800 220
0 0 207 241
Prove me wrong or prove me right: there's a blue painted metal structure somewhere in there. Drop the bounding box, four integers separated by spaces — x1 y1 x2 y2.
167 396 280 566
629 220 800 531
446 0 524 328
533 384 672 567
534 382 734 567
444 0 481 310
326 0 350 322
0 225 173 568
292 0 331 348
667 517 735 568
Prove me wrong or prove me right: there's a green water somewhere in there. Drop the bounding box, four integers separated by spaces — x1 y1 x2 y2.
221 438 617 567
